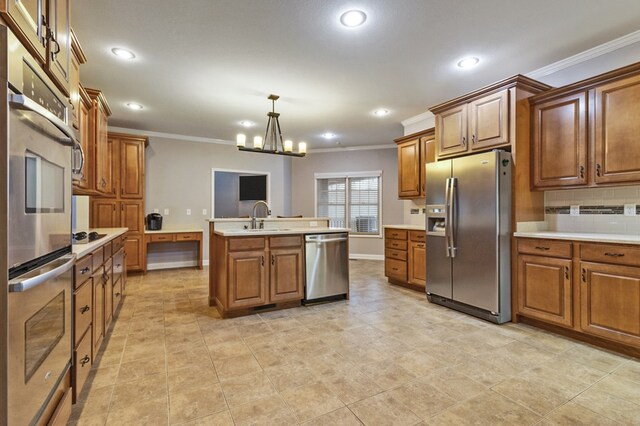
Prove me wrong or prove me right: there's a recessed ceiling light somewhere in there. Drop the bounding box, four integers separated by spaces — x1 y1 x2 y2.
322 132 336 139
239 120 254 127
340 10 367 27
111 47 136 60
126 102 143 110
457 56 480 69
373 109 389 117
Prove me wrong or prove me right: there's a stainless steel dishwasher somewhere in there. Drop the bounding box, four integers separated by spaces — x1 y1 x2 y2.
304 233 349 302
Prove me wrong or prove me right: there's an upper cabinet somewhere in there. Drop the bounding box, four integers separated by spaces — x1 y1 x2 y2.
0 0 47 63
46 0 70 95
394 129 435 199
69 29 86 130
430 76 550 161
530 64 640 190
85 89 113 195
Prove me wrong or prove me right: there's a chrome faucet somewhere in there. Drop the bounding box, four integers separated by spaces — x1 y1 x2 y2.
251 200 271 229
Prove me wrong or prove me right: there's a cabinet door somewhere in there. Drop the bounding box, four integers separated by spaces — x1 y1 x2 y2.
419 135 435 197
94 104 111 193
74 96 92 191
580 262 640 347
124 234 144 272
408 241 426 288
269 248 304 303
104 260 113 330
91 199 120 228
120 200 144 233
228 250 267 309
69 46 80 129
46 0 70 96
1 0 46 63
517 255 573 327
120 138 145 199
532 92 588 188
436 104 468 158
594 75 640 184
92 266 105 355
469 90 509 150
397 138 420 198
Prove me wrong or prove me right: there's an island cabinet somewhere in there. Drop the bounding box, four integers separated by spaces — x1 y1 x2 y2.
515 237 640 356
384 228 426 291
394 129 435 199
72 234 127 402
529 63 640 190
214 234 305 317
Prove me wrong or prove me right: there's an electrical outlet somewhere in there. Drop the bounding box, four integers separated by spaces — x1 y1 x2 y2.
164 208 169 216
153 208 159 213
186 209 191 215
624 204 637 216
202 209 207 216
310 221 318 227
570 205 580 216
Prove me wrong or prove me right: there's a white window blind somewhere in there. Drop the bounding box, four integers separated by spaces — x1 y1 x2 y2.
315 172 382 236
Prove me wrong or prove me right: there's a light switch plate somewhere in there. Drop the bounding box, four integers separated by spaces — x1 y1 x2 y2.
164 208 169 215
570 205 580 216
202 209 207 216
153 208 159 213
186 209 191 215
624 204 637 216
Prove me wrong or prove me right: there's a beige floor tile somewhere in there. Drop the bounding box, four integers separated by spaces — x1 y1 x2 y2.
281 381 345 422
177 410 235 426
89 364 120 390
321 370 383 405
348 391 421 426
106 396 168 426
540 401 620 426
73 386 115 418
169 382 227 424
264 362 317 392
302 407 363 425
252 347 291 369
388 379 457 419
110 373 167 411
423 368 486 401
207 339 252 360
121 341 165 363
573 387 640 425
220 371 276 407
229 395 298 426
613 359 640 384
168 364 219 392
167 346 213 371
117 356 166 383
68 412 108 426
588 374 640 402
559 345 629 373
214 353 262 380
393 349 447 377
358 359 418 390
531 356 609 385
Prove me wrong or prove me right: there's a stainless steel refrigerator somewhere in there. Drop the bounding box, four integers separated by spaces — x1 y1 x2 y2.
425 150 512 323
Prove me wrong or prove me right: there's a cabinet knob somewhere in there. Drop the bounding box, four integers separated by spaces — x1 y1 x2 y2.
462 136 466 146
80 305 90 314
471 134 476 144
80 355 90 367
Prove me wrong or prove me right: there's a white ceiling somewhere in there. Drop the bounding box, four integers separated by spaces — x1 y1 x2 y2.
73 0 640 148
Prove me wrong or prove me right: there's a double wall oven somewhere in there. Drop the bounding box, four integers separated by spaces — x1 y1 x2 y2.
5 28 80 425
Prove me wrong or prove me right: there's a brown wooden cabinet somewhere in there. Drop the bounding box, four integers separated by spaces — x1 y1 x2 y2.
91 265 104 355
437 104 468 158
91 199 119 228
85 89 112 194
531 92 588 188
468 90 509 150
385 228 425 291
228 250 268 309
394 129 435 199
73 86 93 192
120 138 146 198
0 0 47 64
124 234 144 271
408 240 426 288
46 0 70 96
270 248 305 303
68 30 85 129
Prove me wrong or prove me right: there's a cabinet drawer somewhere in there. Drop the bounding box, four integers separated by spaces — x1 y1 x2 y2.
176 232 199 241
73 326 93 402
385 240 408 251
385 249 408 261
580 243 640 267
385 229 408 240
269 235 302 248
92 247 104 270
385 258 407 281
112 235 124 253
48 385 72 426
103 241 113 259
150 233 175 243
228 237 266 251
518 239 572 258
74 255 93 289
410 231 426 242
74 280 93 347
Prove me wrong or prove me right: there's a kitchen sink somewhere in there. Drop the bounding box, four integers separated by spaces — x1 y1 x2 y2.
245 228 294 232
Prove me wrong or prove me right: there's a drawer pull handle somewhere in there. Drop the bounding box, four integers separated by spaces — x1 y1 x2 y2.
80 355 90 367
564 266 569 280
535 246 550 251
80 267 90 274
417 244 425 248
579 165 585 179
80 305 90 314
392 268 398 271
582 268 586 282
604 252 624 258
115 292 121 297
596 163 602 177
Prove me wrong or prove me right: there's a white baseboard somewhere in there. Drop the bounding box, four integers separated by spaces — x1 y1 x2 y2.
147 259 209 271
349 254 384 260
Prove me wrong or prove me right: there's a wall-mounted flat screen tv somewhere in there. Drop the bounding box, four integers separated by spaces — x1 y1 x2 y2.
239 175 267 201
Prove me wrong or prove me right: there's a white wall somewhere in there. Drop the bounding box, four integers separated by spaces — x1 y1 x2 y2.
213 172 239 218
290 147 404 258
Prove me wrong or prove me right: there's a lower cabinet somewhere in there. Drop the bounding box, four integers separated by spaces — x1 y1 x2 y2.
516 237 640 353
408 241 426 288
384 228 426 290
73 235 127 402
215 235 305 316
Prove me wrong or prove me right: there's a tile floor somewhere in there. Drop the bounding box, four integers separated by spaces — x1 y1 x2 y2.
70 260 640 425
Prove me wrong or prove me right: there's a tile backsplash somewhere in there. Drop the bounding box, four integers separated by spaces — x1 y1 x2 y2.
544 186 640 234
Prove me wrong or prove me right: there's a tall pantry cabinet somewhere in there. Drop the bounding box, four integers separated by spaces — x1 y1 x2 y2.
91 133 148 272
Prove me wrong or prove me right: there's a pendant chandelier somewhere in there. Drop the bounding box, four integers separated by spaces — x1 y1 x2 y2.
236 94 306 157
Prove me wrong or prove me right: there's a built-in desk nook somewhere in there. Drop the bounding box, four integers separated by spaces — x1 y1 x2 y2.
144 228 204 273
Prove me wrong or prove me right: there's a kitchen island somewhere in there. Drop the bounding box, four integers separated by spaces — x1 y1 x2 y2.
208 218 350 317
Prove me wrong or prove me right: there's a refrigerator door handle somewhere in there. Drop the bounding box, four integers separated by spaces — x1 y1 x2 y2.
449 177 457 258
444 178 451 258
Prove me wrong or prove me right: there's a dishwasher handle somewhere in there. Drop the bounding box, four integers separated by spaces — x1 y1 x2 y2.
305 234 349 243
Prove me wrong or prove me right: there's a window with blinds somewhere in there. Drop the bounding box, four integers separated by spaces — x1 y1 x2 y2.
315 172 381 236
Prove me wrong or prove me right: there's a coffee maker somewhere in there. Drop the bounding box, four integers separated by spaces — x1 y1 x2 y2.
146 213 163 230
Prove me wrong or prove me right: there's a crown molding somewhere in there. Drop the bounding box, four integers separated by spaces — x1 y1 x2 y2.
400 111 434 127
107 126 233 146
308 144 396 154
526 29 640 79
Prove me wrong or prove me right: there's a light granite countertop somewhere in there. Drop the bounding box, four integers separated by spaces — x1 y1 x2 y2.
514 231 640 245
383 224 426 231
208 217 330 223
72 228 128 258
214 227 350 237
